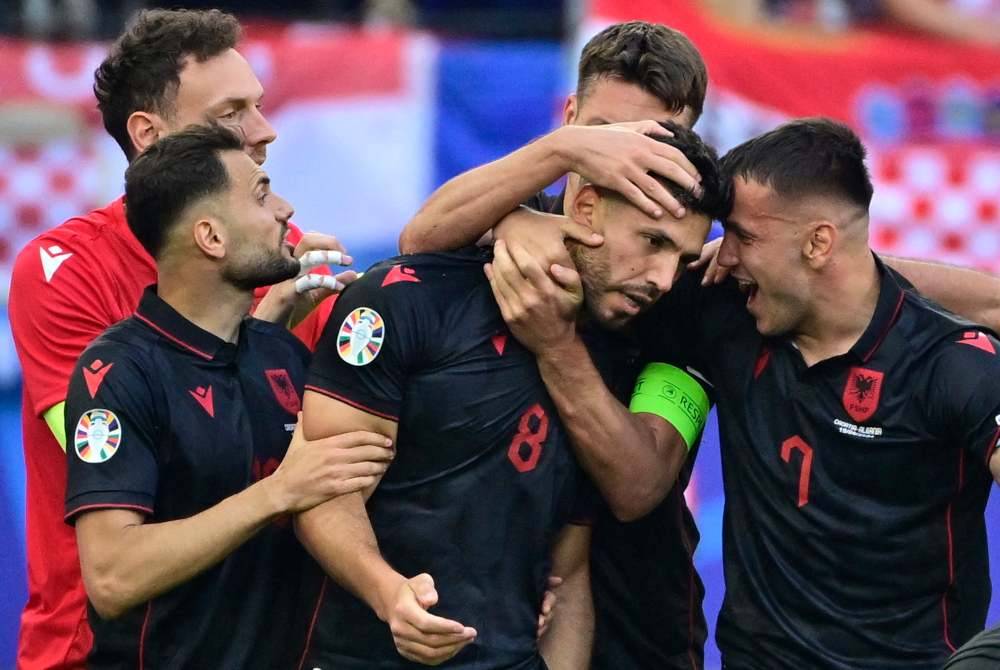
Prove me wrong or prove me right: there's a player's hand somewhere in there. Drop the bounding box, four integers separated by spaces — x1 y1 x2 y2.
536 575 562 640
384 573 477 665
686 237 729 286
266 415 394 513
556 120 702 219
485 239 582 354
254 232 355 327
494 207 602 271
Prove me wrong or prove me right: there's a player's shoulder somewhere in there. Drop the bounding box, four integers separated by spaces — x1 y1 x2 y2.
11 198 126 286
347 246 490 301
896 288 1000 384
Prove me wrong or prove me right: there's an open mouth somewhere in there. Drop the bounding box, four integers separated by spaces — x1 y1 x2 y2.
621 291 653 314
735 278 759 305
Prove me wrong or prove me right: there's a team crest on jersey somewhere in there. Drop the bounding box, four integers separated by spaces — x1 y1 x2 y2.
842 366 884 423
265 369 301 414
338 307 385 366
74 409 122 464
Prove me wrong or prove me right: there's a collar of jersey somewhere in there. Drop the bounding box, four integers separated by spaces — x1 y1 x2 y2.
846 253 906 363
133 285 237 363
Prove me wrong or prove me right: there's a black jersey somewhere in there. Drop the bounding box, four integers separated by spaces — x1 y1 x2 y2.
303 247 634 669
525 189 708 669
646 258 1000 670
63 287 319 669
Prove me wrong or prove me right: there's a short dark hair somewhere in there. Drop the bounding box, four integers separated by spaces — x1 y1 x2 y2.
94 9 242 161
719 117 874 211
577 21 708 123
600 121 726 222
124 124 242 259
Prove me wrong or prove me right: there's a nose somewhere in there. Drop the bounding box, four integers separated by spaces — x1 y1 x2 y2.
242 106 277 163
647 255 679 295
272 193 294 224
717 231 740 269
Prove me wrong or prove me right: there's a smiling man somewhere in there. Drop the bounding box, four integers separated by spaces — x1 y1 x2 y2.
646 118 1000 669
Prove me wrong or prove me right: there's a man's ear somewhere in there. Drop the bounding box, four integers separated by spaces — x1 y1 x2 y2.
562 93 579 126
803 221 836 268
192 216 227 260
568 183 601 232
126 111 168 157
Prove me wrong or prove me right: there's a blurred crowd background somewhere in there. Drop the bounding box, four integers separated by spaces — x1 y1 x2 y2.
0 1 997 668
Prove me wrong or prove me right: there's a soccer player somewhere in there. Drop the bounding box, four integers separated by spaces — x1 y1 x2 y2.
403 23 717 669
63 125 394 668
7 9 347 668
490 118 1000 669
400 21 1000 670
293 123 726 669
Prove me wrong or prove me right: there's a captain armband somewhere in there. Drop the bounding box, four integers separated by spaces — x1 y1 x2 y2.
629 363 709 451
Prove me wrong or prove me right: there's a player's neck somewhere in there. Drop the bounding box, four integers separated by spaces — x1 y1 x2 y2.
156 271 252 344
792 250 879 367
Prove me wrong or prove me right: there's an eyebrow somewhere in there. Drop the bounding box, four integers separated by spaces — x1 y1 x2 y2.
210 92 265 111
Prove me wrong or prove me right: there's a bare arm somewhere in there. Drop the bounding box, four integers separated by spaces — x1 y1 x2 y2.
539 524 593 669
486 240 692 520
991 450 1000 485
399 122 700 254
884 256 1000 332
295 391 477 665
535 337 689 520
76 421 393 619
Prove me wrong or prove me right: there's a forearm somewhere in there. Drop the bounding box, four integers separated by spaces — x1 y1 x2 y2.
80 481 283 618
885 255 1000 331
540 525 593 669
399 130 572 254
539 567 592 668
295 493 403 620
537 337 685 520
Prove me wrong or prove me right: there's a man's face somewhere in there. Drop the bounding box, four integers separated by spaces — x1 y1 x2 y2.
717 177 812 337
572 189 710 330
169 48 276 165
217 150 299 290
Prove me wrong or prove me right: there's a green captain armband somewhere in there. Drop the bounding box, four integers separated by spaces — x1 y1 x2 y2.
629 363 709 451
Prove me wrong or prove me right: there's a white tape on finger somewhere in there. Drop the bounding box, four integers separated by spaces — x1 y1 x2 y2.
299 249 346 270
295 274 346 295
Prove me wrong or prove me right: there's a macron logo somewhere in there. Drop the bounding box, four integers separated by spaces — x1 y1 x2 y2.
40 245 73 282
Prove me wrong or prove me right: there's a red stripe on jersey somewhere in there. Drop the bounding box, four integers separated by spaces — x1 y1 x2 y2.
861 292 905 362
64 502 154 523
297 577 328 670
303 385 399 422
134 313 214 361
941 448 965 653
139 601 153 670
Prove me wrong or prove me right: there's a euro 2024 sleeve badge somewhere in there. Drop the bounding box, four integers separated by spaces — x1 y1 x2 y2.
338 307 385 367
75 409 122 463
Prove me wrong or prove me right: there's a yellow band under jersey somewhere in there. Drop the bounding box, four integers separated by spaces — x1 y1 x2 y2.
43 401 67 452
629 363 709 450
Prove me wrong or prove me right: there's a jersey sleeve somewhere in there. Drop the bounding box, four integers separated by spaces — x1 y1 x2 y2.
9 237 121 417
64 344 160 523
928 330 1000 465
306 267 432 422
